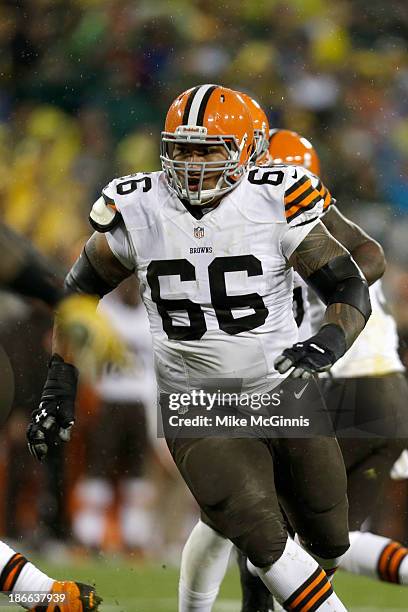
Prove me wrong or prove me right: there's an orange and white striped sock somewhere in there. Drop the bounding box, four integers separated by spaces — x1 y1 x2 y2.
0 541 53 606
341 531 408 585
253 538 347 611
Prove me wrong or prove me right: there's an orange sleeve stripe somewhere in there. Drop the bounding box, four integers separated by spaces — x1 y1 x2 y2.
3 557 24 591
289 570 326 609
315 181 333 211
378 542 400 577
301 580 332 612
323 191 332 209
284 179 313 205
388 547 408 582
285 191 323 219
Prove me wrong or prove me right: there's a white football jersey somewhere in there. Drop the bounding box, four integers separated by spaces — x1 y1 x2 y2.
97 166 331 394
301 280 404 378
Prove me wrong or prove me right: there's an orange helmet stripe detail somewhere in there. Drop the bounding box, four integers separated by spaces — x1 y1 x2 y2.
182 85 201 124
182 84 218 126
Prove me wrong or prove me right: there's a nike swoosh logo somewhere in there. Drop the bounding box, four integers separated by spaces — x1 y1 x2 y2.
292 169 298 179
294 383 309 399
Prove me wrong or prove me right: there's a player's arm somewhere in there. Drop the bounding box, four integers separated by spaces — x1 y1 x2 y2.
53 232 133 360
0 222 62 306
322 204 385 285
275 221 371 379
27 231 133 461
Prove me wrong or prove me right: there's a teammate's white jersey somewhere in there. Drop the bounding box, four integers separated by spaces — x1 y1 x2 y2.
97 166 330 394
297 279 404 378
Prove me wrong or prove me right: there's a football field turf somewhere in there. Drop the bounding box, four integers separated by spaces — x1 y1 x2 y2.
1 557 406 611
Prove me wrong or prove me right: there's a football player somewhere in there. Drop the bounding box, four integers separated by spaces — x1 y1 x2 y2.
0 222 113 611
269 129 408 586
238 92 270 166
176 113 408 612
239 128 408 610
27 84 373 611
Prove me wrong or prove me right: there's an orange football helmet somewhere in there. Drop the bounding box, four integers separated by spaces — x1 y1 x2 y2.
161 84 254 205
239 92 270 165
268 129 321 176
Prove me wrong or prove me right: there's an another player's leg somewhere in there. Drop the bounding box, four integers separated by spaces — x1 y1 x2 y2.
179 520 233 612
236 548 276 612
341 531 408 585
332 373 408 585
178 522 277 612
0 540 101 611
170 436 348 611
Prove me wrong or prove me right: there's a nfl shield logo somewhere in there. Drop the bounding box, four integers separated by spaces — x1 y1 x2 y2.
194 227 205 239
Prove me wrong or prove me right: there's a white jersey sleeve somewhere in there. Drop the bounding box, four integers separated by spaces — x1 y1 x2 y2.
97 176 141 270
105 221 135 270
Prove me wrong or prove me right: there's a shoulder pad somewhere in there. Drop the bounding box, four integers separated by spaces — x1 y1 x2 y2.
89 195 122 233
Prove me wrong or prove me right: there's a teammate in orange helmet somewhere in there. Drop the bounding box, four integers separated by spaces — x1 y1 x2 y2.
269 128 321 176
238 92 270 165
239 127 408 610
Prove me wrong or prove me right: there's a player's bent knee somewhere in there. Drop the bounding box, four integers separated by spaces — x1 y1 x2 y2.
233 520 288 568
308 541 350 560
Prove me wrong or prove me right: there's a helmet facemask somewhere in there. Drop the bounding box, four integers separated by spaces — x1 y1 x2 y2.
161 126 249 206
250 127 270 165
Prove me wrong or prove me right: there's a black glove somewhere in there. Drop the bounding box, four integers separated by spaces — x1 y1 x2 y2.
27 354 78 461
274 324 346 379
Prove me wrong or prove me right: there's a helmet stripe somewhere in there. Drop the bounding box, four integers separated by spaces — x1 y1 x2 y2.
182 85 201 124
196 85 217 125
186 84 217 126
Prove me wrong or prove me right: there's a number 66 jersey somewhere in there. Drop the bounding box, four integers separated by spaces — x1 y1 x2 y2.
95 166 333 394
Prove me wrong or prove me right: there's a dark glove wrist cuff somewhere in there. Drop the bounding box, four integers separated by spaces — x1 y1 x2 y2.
48 353 79 390
312 324 347 363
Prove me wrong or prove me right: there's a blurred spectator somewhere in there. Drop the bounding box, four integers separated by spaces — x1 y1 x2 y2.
72 279 157 555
